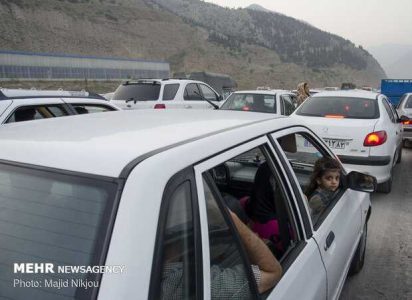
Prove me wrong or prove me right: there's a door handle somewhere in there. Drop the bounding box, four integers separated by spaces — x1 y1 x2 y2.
324 231 335 251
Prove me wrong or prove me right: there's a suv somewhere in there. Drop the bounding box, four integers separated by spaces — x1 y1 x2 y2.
110 78 223 110
0 89 119 124
0 110 374 300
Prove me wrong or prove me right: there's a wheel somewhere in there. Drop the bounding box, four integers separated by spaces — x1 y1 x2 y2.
349 222 367 276
377 174 392 193
396 147 402 164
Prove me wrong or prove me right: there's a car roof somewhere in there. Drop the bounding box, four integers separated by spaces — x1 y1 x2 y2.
120 78 204 85
233 90 292 95
0 88 106 100
0 110 286 177
311 89 379 99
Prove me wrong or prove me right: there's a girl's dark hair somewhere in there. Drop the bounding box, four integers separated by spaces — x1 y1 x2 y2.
305 157 341 197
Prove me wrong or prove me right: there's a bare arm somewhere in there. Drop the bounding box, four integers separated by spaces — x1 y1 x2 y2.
229 211 282 293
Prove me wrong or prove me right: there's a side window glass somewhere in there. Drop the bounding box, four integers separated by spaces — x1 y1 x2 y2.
6 105 68 123
382 99 395 123
72 104 114 114
277 133 343 226
199 84 218 101
159 181 196 299
281 95 295 116
406 95 412 108
184 83 202 101
163 84 180 100
205 145 300 267
203 178 256 299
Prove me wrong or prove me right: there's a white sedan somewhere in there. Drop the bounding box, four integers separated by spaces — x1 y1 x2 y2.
397 92 412 145
0 110 374 300
219 90 297 115
291 90 403 193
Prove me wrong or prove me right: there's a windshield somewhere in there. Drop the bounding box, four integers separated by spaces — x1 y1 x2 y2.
0 163 118 300
220 93 277 113
296 96 379 119
112 83 161 101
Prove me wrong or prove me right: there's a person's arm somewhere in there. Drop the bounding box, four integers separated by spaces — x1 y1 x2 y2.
229 211 282 293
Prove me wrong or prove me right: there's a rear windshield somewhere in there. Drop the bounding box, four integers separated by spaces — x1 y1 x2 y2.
0 163 118 300
112 83 161 101
296 96 379 119
220 93 277 113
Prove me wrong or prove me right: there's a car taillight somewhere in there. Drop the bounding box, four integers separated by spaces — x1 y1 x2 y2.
363 131 387 146
154 104 166 109
402 120 411 125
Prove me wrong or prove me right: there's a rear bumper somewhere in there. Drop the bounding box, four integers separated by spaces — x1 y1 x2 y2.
338 155 391 166
403 127 412 141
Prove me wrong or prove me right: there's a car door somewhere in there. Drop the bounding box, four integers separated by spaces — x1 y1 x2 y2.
381 97 402 157
270 128 364 300
194 136 327 300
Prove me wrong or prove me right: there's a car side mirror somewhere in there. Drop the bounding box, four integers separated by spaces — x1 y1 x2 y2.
346 171 377 193
398 115 410 123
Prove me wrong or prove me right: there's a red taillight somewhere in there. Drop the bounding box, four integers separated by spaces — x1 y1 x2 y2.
242 106 250 111
363 131 387 146
154 104 166 109
402 120 411 125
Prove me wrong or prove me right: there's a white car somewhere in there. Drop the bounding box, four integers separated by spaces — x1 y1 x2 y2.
219 90 297 115
396 92 412 145
110 78 223 110
292 90 403 193
0 88 119 124
0 110 374 300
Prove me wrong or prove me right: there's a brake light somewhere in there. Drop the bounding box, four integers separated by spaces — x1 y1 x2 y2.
154 104 166 109
363 131 387 146
324 114 345 119
402 120 411 125
242 106 250 111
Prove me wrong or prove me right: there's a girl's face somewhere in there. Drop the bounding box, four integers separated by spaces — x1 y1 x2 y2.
316 169 340 192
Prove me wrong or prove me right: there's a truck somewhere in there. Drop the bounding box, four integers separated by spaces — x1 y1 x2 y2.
380 79 412 106
187 71 237 99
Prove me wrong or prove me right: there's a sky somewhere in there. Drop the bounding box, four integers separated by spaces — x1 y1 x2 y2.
204 0 412 49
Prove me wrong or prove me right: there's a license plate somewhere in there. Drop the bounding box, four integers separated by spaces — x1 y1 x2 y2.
323 138 350 149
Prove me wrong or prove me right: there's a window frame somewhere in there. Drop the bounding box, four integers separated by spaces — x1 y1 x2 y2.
183 83 203 101
194 136 307 294
4 104 71 124
198 84 219 102
269 128 348 231
382 97 396 123
149 167 203 300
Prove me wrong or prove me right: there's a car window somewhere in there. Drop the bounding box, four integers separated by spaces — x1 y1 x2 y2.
220 93 276 113
199 84 218 101
0 163 118 300
158 180 196 299
71 104 116 114
382 98 396 123
280 95 295 116
202 178 257 299
162 84 180 101
184 83 203 101
205 145 301 263
112 83 161 101
6 105 69 123
296 96 379 119
406 95 412 108
276 133 343 227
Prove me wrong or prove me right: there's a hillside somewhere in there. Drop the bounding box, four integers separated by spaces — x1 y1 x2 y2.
0 0 386 90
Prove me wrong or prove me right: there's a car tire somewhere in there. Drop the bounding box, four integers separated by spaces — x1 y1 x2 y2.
377 174 392 193
349 222 367 276
396 147 402 164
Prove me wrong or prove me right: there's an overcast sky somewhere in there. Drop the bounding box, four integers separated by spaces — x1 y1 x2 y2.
204 0 412 49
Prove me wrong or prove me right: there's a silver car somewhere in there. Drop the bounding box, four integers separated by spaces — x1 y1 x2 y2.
397 93 412 145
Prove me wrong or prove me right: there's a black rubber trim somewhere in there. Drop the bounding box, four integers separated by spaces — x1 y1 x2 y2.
338 155 391 166
0 94 106 101
404 128 412 132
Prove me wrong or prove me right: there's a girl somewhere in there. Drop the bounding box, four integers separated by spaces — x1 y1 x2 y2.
305 157 342 219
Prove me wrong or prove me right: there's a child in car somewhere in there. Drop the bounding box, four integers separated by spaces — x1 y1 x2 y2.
305 157 342 221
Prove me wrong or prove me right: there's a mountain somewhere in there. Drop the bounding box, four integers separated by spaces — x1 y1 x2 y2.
246 4 272 13
0 0 386 89
368 44 412 78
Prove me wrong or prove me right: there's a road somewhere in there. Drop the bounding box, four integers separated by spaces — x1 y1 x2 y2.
340 146 412 300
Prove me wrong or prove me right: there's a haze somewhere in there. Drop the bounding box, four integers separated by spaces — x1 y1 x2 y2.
205 0 412 77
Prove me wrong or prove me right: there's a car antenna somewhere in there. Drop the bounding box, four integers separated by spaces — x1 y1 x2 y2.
193 91 219 109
